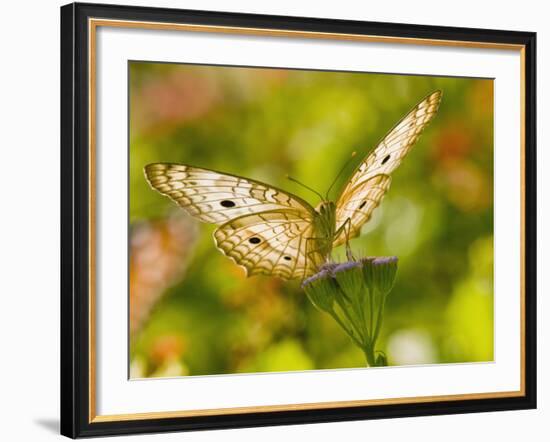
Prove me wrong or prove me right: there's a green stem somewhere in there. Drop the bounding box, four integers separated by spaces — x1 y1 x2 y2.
329 310 363 348
372 294 387 345
358 288 371 343
368 287 374 340
363 343 376 367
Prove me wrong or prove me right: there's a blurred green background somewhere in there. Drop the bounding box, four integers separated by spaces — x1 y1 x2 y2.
129 62 494 378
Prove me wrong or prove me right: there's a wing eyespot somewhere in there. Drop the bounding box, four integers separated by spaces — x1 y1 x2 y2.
359 201 367 209
220 200 236 208
249 237 261 244
284 256 292 261
381 154 391 165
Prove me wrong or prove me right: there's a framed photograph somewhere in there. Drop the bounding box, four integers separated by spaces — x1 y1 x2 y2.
60 2 536 438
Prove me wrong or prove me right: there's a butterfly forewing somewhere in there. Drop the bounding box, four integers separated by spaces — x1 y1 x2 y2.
334 90 442 245
333 175 392 245
145 164 315 225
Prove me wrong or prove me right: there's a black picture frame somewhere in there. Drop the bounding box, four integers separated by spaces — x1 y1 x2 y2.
61 2 537 438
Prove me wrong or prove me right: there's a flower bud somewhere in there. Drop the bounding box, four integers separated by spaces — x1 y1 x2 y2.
360 257 376 293
332 261 364 305
302 269 338 313
372 257 398 295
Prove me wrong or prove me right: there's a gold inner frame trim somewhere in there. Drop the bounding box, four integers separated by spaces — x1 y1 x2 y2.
91 390 523 423
88 17 527 423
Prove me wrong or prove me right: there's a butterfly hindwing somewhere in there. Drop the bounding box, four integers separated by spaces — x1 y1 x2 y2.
334 90 442 245
214 209 319 279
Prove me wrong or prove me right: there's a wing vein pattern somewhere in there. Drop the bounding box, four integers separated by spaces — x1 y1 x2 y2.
145 164 317 279
334 90 442 246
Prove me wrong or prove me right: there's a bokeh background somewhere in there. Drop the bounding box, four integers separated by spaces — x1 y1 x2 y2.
129 62 494 378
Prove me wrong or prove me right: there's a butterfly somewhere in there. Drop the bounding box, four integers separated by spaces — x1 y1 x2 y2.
144 90 442 280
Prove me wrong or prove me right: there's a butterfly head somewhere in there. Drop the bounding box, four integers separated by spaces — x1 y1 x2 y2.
315 200 336 215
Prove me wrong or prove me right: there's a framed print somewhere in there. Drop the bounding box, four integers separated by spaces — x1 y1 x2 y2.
60 2 537 438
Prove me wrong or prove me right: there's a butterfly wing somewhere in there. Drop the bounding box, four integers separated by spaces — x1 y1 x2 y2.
334 90 442 246
144 163 319 279
214 209 321 279
144 163 315 224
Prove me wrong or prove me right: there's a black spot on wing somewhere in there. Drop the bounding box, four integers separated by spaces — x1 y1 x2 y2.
220 200 236 208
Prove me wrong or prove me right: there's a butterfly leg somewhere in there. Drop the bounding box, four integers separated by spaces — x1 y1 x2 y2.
344 219 354 261
305 237 329 273
334 218 354 261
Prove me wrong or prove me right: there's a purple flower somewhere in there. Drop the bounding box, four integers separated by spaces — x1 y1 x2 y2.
372 256 398 266
331 261 364 303
302 268 338 313
331 261 362 275
301 268 331 289
369 256 398 294
302 255 399 368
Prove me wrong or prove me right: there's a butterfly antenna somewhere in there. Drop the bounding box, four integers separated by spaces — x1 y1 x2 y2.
325 151 357 199
286 175 324 201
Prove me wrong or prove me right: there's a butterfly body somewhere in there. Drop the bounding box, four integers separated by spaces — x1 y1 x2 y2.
312 201 338 257
144 91 442 280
